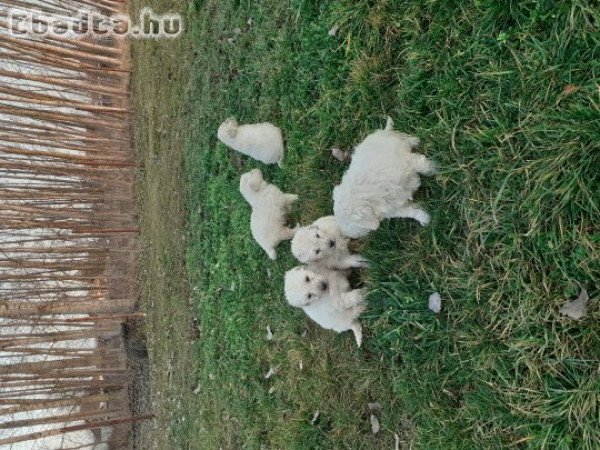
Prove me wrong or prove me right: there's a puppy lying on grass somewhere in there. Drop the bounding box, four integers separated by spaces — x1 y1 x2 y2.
333 117 436 238
284 265 366 347
218 117 284 165
240 169 297 260
291 216 368 270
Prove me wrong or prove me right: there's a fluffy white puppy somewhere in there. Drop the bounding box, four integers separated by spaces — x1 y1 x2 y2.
240 169 297 260
218 117 284 165
284 265 366 347
333 117 436 238
291 216 368 269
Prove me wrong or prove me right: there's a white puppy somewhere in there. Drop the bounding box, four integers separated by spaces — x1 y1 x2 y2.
240 169 297 260
284 265 366 347
333 117 436 238
218 117 284 165
291 216 367 269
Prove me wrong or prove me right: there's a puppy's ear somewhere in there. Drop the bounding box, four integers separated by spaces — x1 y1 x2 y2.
224 117 239 137
353 206 379 231
246 174 263 192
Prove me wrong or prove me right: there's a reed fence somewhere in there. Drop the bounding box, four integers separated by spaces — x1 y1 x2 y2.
0 1 148 448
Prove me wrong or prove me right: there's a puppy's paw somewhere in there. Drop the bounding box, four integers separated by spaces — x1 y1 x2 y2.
408 136 421 148
339 289 367 309
415 210 430 226
421 160 437 176
355 288 368 304
267 249 277 260
346 254 369 269
355 255 370 268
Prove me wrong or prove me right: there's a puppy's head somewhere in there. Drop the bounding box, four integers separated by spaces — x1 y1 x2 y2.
284 266 329 308
291 224 337 263
240 168 265 196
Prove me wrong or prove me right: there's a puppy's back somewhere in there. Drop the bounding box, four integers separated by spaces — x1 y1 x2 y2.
302 295 359 333
234 122 284 164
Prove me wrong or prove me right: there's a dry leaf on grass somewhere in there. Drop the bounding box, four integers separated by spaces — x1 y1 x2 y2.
560 288 589 320
264 366 279 379
331 147 350 161
328 25 340 36
266 325 273 341
428 292 442 313
370 414 380 434
310 411 320 425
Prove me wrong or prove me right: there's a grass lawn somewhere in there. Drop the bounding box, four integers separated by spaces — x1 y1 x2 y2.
132 1 599 448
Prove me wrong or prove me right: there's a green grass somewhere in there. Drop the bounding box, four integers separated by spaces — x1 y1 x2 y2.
133 0 599 448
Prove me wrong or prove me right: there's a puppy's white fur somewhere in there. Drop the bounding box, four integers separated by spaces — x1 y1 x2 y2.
218 118 284 165
240 169 297 260
291 216 367 269
284 265 366 347
333 117 436 238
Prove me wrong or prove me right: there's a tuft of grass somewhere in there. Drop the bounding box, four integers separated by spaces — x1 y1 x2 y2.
133 0 599 448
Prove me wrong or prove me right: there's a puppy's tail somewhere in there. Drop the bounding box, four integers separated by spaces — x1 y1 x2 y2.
384 116 394 131
350 322 363 347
